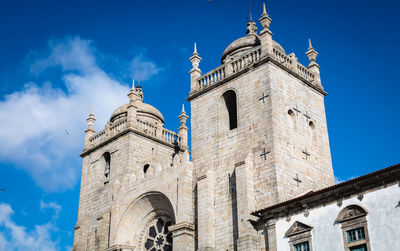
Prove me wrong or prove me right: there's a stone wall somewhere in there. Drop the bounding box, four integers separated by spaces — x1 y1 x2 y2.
189 59 333 250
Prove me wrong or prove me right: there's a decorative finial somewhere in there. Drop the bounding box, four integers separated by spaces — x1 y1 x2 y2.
249 0 253 21
131 79 135 90
308 38 313 49
262 2 267 16
246 20 257 35
193 42 197 54
259 2 272 33
181 103 186 113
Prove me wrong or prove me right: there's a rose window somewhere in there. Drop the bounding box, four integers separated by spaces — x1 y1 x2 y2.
144 218 173 251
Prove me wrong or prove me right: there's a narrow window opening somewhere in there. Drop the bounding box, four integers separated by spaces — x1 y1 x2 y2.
144 164 150 174
223 90 237 130
103 152 111 184
309 121 315 129
288 109 295 117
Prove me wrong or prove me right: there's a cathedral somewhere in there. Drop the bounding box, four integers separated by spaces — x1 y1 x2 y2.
73 3 400 251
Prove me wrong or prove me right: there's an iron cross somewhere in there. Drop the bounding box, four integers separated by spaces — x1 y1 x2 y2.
302 149 311 160
293 174 302 187
260 148 271 160
259 92 270 103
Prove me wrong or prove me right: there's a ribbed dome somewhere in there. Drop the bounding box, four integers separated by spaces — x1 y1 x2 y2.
221 34 260 63
110 101 164 124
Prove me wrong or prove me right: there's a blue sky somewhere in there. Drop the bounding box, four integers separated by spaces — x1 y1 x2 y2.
0 0 399 249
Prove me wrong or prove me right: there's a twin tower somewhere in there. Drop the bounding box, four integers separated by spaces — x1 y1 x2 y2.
73 4 334 251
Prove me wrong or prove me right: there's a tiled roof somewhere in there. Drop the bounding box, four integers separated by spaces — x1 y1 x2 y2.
251 163 400 217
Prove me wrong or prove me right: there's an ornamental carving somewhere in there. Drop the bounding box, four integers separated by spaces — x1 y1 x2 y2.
285 221 313 237
336 205 367 223
144 218 173 251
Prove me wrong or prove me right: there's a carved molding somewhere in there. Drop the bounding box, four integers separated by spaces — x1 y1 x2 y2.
285 221 313 237
336 205 367 223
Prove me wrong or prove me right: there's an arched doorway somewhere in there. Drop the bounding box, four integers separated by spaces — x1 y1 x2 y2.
115 192 175 250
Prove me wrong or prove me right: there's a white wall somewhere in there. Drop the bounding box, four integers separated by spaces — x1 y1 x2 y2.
275 184 400 250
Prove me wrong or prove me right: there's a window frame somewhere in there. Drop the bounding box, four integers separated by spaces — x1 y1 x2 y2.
285 221 313 251
336 205 371 251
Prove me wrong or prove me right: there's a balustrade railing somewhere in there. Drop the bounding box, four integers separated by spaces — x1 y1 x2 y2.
87 118 180 149
162 128 181 145
195 46 317 93
137 119 157 137
231 47 261 74
296 64 315 82
198 65 225 90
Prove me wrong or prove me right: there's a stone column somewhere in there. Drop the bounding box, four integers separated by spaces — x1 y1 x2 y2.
197 170 216 251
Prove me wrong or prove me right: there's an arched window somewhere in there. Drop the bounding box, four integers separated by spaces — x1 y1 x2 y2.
144 164 150 174
219 90 238 131
103 152 111 184
336 205 370 251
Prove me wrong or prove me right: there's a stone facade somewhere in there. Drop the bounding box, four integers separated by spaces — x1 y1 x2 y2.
73 4 335 251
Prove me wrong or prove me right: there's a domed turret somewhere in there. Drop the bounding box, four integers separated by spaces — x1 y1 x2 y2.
110 83 164 126
221 20 285 64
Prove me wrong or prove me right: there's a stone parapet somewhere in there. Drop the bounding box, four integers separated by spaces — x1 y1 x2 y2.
82 118 182 156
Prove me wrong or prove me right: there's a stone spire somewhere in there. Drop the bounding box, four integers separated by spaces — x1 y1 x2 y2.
259 2 273 56
178 104 189 149
259 2 272 34
127 79 139 127
84 110 96 149
189 42 202 94
305 38 322 86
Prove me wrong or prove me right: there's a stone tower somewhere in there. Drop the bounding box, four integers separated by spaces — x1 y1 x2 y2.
73 81 195 251
187 4 334 250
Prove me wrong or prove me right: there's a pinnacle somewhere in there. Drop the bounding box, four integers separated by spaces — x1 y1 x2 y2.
308 38 313 49
193 42 197 54
262 2 268 16
131 79 135 90
181 103 186 113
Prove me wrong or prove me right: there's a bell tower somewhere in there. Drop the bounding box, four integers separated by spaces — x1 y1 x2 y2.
188 3 334 250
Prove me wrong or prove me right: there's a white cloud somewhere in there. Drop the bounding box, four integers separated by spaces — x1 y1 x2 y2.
0 203 59 251
40 201 62 220
0 37 163 192
129 52 165 82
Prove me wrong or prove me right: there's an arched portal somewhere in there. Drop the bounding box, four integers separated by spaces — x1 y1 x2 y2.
115 192 175 250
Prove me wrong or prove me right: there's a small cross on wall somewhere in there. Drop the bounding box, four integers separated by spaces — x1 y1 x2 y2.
293 105 301 115
260 148 271 161
259 92 270 103
302 149 311 160
303 111 311 121
294 173 302 187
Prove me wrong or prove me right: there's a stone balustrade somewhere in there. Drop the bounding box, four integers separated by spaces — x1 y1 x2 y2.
231 47 261 74
162 128 181 145
198 65 225 90
194 46 317 93
87 118 181 150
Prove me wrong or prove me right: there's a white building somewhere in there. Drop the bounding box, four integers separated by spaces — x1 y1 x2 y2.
252 163 400 251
